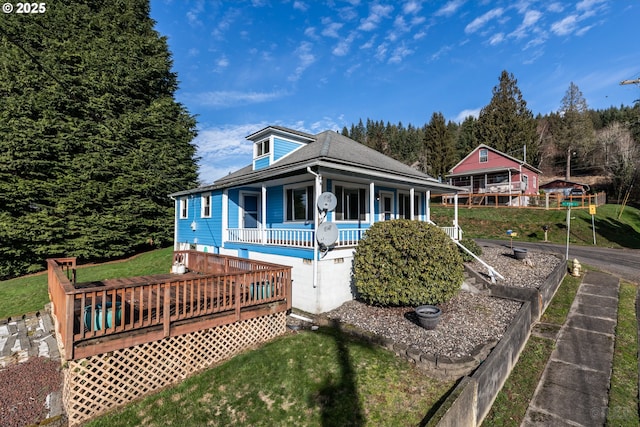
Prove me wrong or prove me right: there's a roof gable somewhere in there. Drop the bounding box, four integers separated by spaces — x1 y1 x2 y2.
449 144 541 175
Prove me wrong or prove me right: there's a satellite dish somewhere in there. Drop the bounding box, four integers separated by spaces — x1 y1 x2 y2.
317 192 337 211
316 222 339 247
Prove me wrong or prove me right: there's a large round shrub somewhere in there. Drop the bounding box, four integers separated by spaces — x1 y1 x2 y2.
458 237 483 262
352 219 463 306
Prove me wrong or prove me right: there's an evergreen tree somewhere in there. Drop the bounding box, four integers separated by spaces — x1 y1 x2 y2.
455 116 478 160
423 112 456 180
475 70 538 162
557 82 596 180
0 0 198 278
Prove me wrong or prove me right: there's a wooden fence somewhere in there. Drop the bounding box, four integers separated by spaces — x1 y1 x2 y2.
438 191 606 209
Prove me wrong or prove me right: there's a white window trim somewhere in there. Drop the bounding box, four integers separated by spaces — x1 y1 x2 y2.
255 137 271 158
179 197 188 219
283 183 315 223
398 191 412 220
479 148 488 163
333 181 369 223
201 193 211 218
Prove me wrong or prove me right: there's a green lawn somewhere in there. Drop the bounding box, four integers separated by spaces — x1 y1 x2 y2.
0 246 174 319
430 203 640 249
86 325 455 427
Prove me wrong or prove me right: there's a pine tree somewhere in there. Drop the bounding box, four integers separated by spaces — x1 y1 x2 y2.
475 70 537 162
557 82 596 180
0 0 198 278
423 112 456 180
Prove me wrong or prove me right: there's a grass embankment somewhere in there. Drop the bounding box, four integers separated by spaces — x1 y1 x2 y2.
87 326 454 427
0 246 174 319
431 204 640 249
608 282 639 426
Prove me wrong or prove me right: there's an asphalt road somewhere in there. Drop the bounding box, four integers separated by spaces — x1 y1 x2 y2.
475 239 639 284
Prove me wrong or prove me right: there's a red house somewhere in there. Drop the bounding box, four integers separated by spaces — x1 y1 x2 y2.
447 144 541 196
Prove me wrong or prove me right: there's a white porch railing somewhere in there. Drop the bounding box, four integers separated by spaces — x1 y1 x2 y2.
227 225 461 248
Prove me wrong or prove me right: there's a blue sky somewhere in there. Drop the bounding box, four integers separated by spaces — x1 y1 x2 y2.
149 0 640 185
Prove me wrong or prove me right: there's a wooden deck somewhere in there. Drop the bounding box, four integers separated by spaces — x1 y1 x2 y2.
47 251 292 360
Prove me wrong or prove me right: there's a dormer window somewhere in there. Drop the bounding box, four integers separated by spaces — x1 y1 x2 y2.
256 138 270 157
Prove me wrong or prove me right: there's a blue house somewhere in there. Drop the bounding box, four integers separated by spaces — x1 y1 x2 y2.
170 126 462 314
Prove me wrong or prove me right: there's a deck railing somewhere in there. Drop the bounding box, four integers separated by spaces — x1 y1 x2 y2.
47 251 292 360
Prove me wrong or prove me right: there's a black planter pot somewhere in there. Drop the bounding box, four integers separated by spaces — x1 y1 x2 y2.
513 248 528 260
415 305 441 330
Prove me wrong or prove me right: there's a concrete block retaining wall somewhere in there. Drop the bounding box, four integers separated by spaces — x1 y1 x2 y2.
431 256 567 426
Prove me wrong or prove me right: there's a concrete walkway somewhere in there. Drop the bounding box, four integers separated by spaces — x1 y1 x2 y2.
522 271 620 426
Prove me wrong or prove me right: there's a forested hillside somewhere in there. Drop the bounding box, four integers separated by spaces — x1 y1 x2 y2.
0 0 199 279
341 72 640 204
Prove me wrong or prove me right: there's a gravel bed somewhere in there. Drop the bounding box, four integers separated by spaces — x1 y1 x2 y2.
320 246 562 359
469 245 563 288
0 357 63 427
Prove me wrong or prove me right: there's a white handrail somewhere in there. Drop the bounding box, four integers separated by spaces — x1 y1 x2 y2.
454 240 504 283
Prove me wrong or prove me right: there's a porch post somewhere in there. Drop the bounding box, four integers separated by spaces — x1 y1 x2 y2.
426 191 431 222
454 193 459 239
222 190 228 244
409 187 415 220
261 184 267 244
369 181 375 225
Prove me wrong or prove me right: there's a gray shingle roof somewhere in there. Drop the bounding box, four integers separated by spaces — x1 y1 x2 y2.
170 127 461 196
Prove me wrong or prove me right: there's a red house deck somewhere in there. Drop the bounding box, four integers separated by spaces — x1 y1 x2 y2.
47 251 292 360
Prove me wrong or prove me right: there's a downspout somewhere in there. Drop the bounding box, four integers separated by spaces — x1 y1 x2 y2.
307 167 322 289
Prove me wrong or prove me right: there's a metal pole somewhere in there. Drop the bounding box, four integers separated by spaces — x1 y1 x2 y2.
565 206 571 261
592 214 596 245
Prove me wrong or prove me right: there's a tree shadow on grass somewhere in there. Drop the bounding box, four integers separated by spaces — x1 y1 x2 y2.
587 216 640 249
310 319 364 427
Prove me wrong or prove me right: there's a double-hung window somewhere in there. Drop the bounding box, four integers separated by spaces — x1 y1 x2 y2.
479 148 488 163
286 186 314 221
179 197 188 219
256 138 270 157
335 185 367 221
201 193 211 218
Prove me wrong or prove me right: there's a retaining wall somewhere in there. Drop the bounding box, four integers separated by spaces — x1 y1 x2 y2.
431 255 567 426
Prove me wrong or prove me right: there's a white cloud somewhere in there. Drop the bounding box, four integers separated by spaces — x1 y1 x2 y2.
288 41 316 81
430 44 452 61
186 0 205 26
547 3 564 13
576 0 607 12
489 32 505 45
403 1 421 15
375 43 388 61
188 90 288 108
213 56 229 73
550 15 578 35
333 32 357 56
388 44 413 64
465 8 504 34
435 0 466 17
510 9 542 39
321 19 344 38
293 1 308 12
358 3 394 31
454 108 480 122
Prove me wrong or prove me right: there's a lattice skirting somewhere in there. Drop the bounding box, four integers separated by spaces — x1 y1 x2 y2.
63 312 286 426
